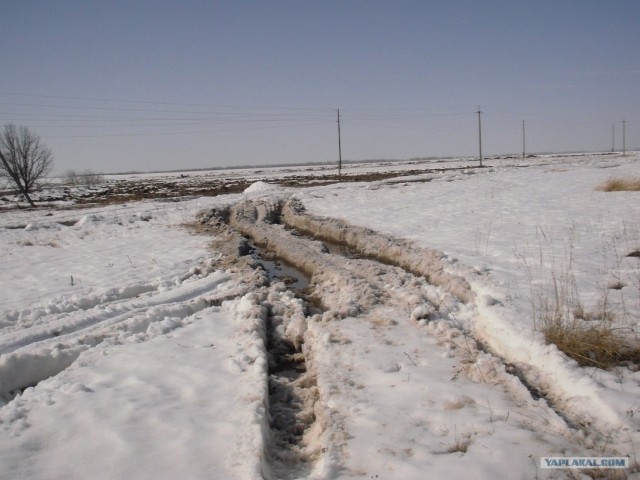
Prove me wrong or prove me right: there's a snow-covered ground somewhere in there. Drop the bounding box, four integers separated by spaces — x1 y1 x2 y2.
0 154 638 479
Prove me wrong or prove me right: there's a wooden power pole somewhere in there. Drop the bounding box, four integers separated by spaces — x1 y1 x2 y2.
522 120 526 160
477 108 483 167
337 109 342 177
612 123 615 153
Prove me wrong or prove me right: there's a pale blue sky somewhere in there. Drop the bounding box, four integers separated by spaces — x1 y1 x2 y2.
2 0 639 173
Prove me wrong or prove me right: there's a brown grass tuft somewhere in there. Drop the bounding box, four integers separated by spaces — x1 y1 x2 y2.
596 177 640 192
542 320 629 369
445 429 475 454
530 267 640 369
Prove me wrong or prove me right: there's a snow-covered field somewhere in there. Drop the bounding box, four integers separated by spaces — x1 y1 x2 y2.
1 154 639 479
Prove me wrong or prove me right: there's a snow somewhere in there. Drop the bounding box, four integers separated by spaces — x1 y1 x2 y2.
244 181 280 195
0 300 268 480
298 154 640 436
1 153 639 479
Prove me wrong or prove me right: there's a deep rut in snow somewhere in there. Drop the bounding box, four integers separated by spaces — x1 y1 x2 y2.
264 298 322 480
252 244 323 479
252 244 310 293
207 229 323 478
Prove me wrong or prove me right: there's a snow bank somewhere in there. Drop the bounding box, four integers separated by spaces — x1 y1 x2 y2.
244 180 277 194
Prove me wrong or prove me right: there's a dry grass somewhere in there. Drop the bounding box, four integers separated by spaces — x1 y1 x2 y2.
596 177 640 192
529 256 640 369
534 278 640 368
517 223 640 370
541 318 636 369
444 428 475 454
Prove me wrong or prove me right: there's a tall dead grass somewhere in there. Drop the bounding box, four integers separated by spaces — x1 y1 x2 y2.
596 177 640 192
530 271 625 368
521 233 640 369
540 315 634 369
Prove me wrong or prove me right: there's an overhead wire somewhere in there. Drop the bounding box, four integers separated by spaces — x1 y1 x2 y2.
0 92 482 139
13 91 616 146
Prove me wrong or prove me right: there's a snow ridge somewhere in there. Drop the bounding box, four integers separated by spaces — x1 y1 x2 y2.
282 198 475 304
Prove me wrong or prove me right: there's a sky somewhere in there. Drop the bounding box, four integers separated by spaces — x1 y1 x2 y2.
2 0 639 174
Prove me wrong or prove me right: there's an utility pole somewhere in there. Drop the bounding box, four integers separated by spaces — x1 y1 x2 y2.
522 120 526 160
337 109 342 176
477 107 483 167
622 119 626 156
612 123 615 153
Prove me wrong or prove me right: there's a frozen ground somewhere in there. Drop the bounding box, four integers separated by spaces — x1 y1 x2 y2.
0 153 639 479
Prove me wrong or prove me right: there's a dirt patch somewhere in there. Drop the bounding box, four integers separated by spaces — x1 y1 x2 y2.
1 163 481 211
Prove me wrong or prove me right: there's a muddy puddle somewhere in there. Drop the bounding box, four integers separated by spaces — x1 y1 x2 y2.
321 242 360 258
257 255 310 291
249 242 311 292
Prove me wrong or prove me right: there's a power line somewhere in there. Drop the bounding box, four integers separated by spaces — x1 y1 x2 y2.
0 91 335 112
1 96 483 142
0 102 335 120
39 120 331 139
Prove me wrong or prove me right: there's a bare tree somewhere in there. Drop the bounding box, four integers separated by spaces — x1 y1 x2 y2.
0 124 53 206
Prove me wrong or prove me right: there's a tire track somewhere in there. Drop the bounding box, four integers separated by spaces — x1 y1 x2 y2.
277 199 626 439
263 289 324 480
0 273 229 355
0 270 248 403
197 197 627 457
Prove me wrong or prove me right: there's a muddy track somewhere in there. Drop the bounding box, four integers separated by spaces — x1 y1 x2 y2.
197 219 327 478
197 196 628 474
263 290 324 480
